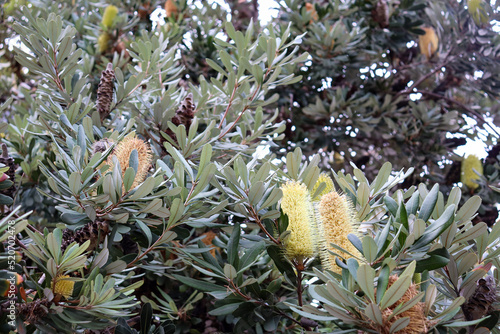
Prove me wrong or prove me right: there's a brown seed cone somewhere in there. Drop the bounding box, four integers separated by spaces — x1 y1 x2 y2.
96 63 115 121
372 0 390 28
0 143 17 198
61 219 110 252
17 298 50 324
462 275 497 333
164 93 196 143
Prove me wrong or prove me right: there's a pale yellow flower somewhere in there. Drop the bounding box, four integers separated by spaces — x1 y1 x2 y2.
280 181 317 262
52 275 74 299
461 154 483 190
318 191 359 273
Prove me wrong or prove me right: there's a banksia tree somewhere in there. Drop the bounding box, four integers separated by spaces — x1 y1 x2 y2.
0 0 499 333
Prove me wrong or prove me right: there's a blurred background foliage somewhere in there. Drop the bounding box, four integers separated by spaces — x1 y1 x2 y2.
0 0 499 333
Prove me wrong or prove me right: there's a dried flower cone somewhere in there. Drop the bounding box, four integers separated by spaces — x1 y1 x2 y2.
164 93 196 142
368 275 428 334
280 180 317 262
107 135 153 189
318 191 359 273
91 138 114 156
461 154 483 190
51 275 75 299
96 63 115 121
372 0 390 28
17 298 50 324
462 275 497 332
61 219 110 252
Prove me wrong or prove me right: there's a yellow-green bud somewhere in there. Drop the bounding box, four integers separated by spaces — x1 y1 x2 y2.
102 5 118 29
461 154 483 190
52 275 74 299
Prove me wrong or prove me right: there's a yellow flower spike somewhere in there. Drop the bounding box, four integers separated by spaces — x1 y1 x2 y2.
52 275 74 299
102 5 119 29
461 154 483 190
419 27 439 59
317 191 359 273
107 135 153 190
280 180 317 263
98 33 111 53
312 173 335 202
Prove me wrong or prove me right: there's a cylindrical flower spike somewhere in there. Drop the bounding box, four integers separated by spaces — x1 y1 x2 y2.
107 135 153 189
280 180 318 263
317 191 359 273
419 27 439 59
461 154 483 190
376 275 428 333
102 5 118 29
52 275 74 299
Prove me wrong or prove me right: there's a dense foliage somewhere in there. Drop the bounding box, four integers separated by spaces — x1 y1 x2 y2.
0 0 499 333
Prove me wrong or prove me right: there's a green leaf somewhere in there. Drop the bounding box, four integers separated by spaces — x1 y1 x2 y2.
380 274 412 309
431 297 465 320
456 195 481 225
129 177 155 200
412 205 456 250
0 194 13 205
372 162 392 193
365 303 383 326
415 247 450 273
68 172 81 194
209 302 241 316
167 198 185 226
348 234 363 254
140 302 153 334
357 265 375 302
136 220 152 246
129 149 139 173
171 274 226 292
362 236 378 263
376 265 390 304
419 184 439 222
223 264 237 280
123 167 136 192
227 224 241 268
384 196 398 217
